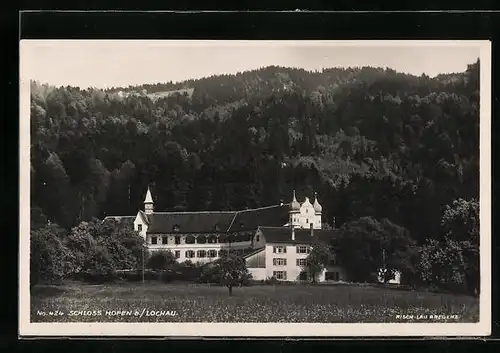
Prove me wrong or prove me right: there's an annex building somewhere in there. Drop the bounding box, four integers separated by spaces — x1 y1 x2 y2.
104 187 346 282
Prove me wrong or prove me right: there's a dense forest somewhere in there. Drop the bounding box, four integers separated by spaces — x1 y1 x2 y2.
30 61 479 235
29 61 480 293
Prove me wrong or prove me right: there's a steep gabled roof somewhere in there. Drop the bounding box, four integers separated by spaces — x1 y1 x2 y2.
146 211 237 234
258 226 337 245
145 203 291 234
138 210 150 224
227 203 290 232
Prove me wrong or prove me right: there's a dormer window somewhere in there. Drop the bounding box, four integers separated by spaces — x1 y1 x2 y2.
240 222 245 228
173 224 180 232
214 224 220 231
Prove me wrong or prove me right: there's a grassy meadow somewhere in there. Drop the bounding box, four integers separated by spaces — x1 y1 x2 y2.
31 281 479 323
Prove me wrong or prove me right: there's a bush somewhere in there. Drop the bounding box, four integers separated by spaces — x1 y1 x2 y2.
264 276 280 285
79 270 119 284
114 269 161 282
148 250 177 271
159 269 181 283
30 224 76 285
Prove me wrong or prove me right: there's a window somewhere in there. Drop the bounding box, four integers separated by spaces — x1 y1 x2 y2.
151 236 158 245
306 219 309 224
296 246 309 254
138 224 142 232
306 209 308 213
174 250 180 258
196 236 207 244
185 250 195 258
162 236 168 245
273 271 287 280
208 250 217 258
273 246 287 254
175 236 181 245
329 257 337 266
185 236 195 244
299 271 308 281
325 272 340 281
197 250 206 258
214 224 220 231
273 258 287 266
208 236 217 244
296 258 307 266
173 224 180 232
255 234 260 242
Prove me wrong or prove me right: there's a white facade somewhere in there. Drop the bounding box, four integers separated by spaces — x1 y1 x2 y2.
288 191 322 230
245 243 347 282
126 187 350 282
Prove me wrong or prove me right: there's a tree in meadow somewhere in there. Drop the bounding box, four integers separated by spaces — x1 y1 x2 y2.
418 198 479 295
306 240 331 283
66 218 145 281
209 253 252 296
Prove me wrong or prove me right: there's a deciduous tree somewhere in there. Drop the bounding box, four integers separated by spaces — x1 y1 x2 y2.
209 253 252 296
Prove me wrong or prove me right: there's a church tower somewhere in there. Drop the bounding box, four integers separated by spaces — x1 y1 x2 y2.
289 190 301 229
144 186 154 215
313 192 322 229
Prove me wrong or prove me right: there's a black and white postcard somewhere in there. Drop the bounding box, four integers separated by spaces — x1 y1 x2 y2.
19 40 491 337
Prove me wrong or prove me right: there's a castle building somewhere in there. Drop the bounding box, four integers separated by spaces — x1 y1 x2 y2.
104 186 347 282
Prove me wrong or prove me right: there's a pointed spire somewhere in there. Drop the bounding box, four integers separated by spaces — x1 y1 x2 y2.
144 186 153 203
144 186 154 214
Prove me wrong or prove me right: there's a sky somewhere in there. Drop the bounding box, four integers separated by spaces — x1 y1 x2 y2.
21 40 482 89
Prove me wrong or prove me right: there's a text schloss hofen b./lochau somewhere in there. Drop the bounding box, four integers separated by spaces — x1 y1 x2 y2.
37 308 178 318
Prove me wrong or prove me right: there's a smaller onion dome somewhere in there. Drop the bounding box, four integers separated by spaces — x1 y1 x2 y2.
290 190 300 212
313 192 322 214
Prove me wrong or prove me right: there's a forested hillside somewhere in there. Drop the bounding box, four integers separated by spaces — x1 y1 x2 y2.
30 61 480 251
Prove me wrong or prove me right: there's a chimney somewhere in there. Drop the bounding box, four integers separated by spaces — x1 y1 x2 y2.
310 222 314 237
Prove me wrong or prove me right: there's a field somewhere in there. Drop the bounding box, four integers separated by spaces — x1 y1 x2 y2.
31 281 479 323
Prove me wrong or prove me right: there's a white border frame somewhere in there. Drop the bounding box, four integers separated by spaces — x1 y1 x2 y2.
19 40 492 337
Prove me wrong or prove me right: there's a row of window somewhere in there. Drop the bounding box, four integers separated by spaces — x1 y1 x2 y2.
138 222 247 233
163 249 221 259
272 257 337 267
150 236 231 245
273 245 310 254
272 258 307 266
